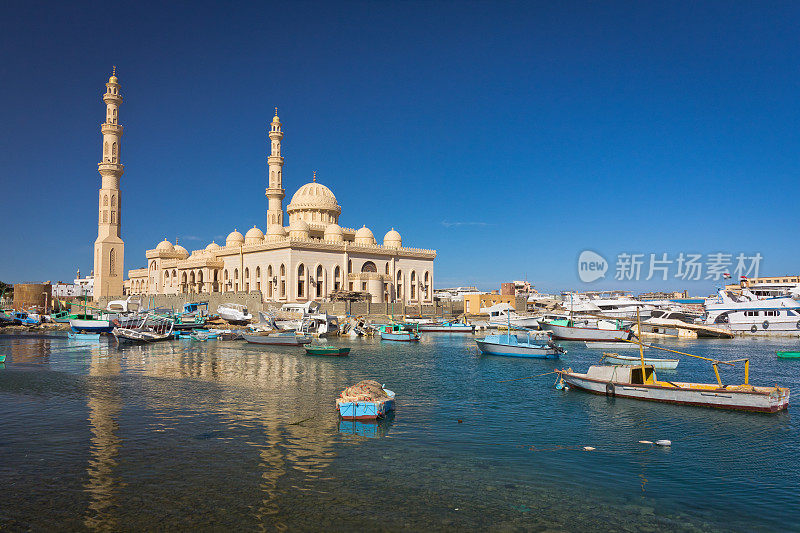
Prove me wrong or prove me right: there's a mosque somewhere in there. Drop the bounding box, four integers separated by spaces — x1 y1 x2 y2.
96 74 436 304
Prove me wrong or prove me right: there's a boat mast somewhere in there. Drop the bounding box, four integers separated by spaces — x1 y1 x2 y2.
636 307 646 379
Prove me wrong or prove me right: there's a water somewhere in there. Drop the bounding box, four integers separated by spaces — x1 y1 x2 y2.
0 333 798 531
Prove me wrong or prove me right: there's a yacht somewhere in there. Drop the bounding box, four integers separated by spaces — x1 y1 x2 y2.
484 303 540 328
704 289 800 335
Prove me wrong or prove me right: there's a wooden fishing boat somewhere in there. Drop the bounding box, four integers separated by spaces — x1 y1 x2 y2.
476 331 563 358
112 315 174 343
304 345 351 356
601 352 679 370
336 381 396 420
777 351 800 359
379 324 420 341
557 364 789 412
417 321 475 333
69 317 114 333
556 309 790 413
242 331 311 345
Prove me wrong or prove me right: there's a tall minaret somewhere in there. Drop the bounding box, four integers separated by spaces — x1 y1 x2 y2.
265 108 285 226
93 67 125 300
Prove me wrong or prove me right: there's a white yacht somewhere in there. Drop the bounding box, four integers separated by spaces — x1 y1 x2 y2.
563 292 654 320
217 303 253 324
484 303 540 328
704 289 800 335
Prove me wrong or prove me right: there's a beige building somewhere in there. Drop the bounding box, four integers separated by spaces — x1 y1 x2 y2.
125 110 436 304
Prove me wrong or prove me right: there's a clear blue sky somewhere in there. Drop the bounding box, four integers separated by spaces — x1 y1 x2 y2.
1 1 798 295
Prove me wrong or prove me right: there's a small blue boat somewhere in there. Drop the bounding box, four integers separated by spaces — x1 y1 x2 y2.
379 324 420 341
476 333 564 358
11 312 41 326
337 390 396 420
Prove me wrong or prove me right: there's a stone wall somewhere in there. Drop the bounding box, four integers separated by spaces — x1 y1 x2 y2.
95 291 265 314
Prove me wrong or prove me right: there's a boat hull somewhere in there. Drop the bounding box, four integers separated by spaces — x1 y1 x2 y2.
417 324 475 333
777 351 800 359
337 390 396 420
476 339 560 358
380 331 420 341
488 317 540 328
541 323 631 341
586 342 639 350
305 346 351 356
561 372 789 413
69 318 114 333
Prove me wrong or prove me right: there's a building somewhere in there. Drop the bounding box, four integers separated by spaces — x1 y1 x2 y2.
93 68 125 300
124 109 436 304
725 275 800 297
52 271 95 298
462 293 526 314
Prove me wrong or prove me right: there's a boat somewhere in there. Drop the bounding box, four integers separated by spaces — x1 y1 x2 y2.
8 311 42 326
540 318 632 342
67 332 101 342
0 354 6 363
336 380 396 420
704 288 800 335
112 315 174 343
777 351 800 359
418 320 475 333
217 303 253 324
556 310 790 413
476 330 563 358
601 352 679 370
379 324 420 342
241 331 311 345
304 345 351 356
585 341 640 350
69 316 114 333
484 303 540 328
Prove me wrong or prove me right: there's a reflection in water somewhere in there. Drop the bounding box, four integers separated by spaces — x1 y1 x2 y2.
338 412 395 439
85 350 122 531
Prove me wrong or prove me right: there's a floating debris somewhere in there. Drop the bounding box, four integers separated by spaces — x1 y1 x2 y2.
656 440 672 447
639 440 653 444
583 446 596 451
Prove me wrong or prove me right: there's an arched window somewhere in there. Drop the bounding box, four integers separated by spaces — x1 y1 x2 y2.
361 261 377 273
410 271 417 300
424 271 430 300
267 265 273 298
244 267 250 292
334 265 341 291
111 211 116 223
385 262 390 274
279 263 286 298
233 268 239 292
103 195 108 206
348 259 352 274
109 249 116 276
256 266 261 292
396 270 403 301
197 270 204 292
111 142 117 162
297 263 305 298
190 271 195 285
104 142 109 158
316 265 324 298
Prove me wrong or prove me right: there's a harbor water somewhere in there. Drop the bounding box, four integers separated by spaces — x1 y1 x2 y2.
0 333 798 531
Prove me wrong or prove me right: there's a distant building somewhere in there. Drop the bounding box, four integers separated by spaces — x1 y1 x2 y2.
433 286 481 301
638 290 688 301
725 275 800 297
463 293 526 314
52 272 94 298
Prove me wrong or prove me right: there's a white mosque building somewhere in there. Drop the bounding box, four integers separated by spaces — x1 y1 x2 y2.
124 109 436 304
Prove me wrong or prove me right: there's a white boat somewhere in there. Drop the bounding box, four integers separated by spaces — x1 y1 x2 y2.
585 341 640 350
704 289 800 335
484 303 540 328
242 331 311 345
112 315 174 343
601 352 679 370
217 303 253 324
476 331 563 358
558 364 789 413
540 318 632 342
69 317 114 333
418 321 475 333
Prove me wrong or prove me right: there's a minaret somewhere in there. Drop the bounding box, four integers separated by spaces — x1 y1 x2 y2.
265 108 285 226
93 67 125 300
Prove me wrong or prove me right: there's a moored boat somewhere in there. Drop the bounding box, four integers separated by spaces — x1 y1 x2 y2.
336 380 396 420
242 331 311 345
70 317 114 333
476 331 563 358
540 318 632 342
217 303 253 324
585 341 639 350
418 321 475 333
379 324 420 342
304 345 351 356
777 350 800 359
601 352 679 370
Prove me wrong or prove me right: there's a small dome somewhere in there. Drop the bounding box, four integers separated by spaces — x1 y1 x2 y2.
383 228 402 249
109 75 118 84
265 224 287 242
226 229 244 246
245 225 264 244
355 225 376 246
174 244 190 258
324 223 344 242
289 219 310 239
205 241 221 251
156 239 174 252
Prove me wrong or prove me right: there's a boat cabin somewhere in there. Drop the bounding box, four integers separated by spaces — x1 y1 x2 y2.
586 364 656 385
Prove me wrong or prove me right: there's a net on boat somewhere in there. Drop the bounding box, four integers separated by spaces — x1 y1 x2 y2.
338 380 389 402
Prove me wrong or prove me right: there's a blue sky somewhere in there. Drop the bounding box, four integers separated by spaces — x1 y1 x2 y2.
1 1 798 295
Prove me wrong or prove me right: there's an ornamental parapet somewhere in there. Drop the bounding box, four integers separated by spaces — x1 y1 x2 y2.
347 272 390 282
127 268 148 278
98 162 124 173
101 123 123 134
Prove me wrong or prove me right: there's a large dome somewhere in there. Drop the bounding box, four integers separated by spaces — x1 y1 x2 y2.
174 244 190 259
286 176 342 226
226 229 244 247
156 239 174 252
